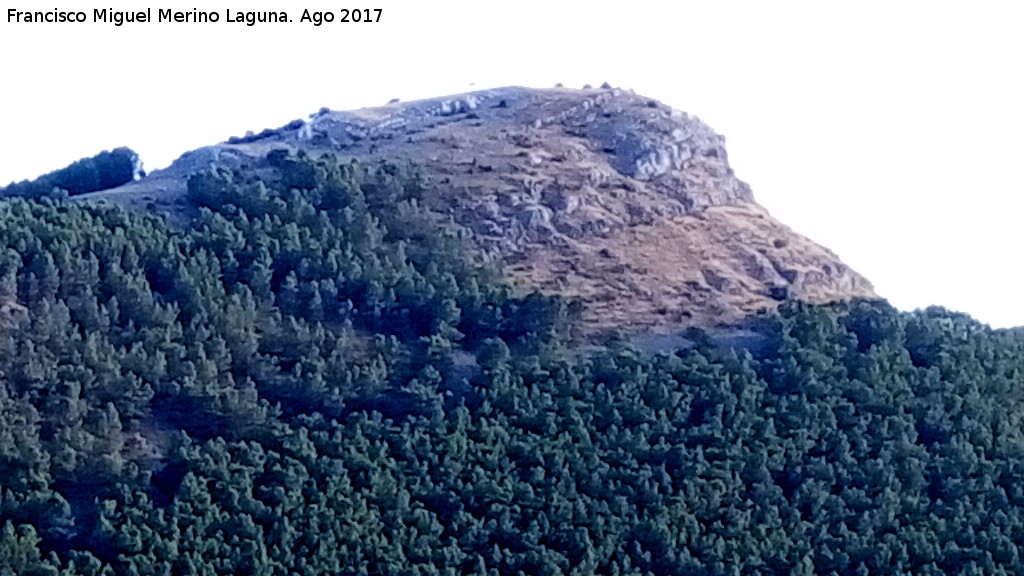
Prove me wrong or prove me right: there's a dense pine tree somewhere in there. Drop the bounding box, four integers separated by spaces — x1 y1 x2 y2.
0 151 1022 574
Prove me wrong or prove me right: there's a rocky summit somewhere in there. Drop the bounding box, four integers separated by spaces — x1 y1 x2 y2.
78 86 877 336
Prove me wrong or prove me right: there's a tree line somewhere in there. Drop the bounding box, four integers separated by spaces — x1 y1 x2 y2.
1 148 141 200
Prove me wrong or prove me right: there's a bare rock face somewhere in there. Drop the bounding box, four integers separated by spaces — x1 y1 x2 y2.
264 87 759 253
78 86 877 335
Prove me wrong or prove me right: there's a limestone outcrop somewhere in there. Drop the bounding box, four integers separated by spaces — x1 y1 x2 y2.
76 86 878 335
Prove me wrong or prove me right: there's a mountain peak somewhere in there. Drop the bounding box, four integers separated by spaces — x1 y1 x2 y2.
76 86 877 335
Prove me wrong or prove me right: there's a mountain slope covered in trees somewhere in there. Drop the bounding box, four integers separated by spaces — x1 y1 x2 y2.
1 151 1023 575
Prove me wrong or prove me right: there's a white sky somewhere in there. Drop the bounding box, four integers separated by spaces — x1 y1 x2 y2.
1 1 1022 327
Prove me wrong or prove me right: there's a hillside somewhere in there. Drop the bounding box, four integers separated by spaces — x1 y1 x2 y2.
3 91 1024 575
2 182 1024 574
74 86 877 335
